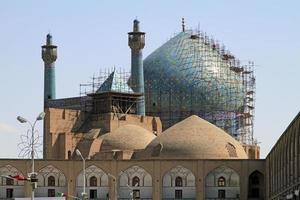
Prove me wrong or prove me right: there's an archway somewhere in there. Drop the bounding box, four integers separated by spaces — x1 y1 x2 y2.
0 165 24 199
119 166 152 199
76 165 108 199
205 166 240 199
248 170 264 200
36 165 66 197
162 165 196 199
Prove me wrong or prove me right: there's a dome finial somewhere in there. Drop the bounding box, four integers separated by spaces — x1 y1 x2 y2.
182 17 185 32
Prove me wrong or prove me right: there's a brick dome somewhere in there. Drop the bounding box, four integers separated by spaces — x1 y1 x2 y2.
136 115 248 159
100 124 156 151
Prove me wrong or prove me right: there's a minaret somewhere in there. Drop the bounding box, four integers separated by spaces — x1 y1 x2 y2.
42 34 57 107
128 19 146 116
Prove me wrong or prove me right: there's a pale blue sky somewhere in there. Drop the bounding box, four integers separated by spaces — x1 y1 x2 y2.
0 1 299 158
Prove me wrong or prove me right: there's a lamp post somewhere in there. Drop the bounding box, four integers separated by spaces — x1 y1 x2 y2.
126 184 134 200
108 173 118 200
17 112 45 200
76 149 87 200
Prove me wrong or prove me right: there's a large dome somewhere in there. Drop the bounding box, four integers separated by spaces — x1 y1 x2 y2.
143 31 245 135
100 124 156 151
136 115 247 159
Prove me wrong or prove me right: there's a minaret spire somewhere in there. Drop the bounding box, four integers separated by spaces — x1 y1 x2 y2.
128 19 146 116
46 33 52 45
42 33 57 106
133 19 140 32
41 33 57 159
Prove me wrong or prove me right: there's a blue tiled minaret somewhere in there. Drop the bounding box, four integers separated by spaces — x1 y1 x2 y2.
42 34 57 107
128 19 145 116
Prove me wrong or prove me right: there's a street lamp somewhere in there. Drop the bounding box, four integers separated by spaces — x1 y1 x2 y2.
108 171 134 200
76 149 87 200
108 173 118 200
126 184 134 200
17 112 45 200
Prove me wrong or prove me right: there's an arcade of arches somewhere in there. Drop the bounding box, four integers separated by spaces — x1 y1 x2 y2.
0 160 265 199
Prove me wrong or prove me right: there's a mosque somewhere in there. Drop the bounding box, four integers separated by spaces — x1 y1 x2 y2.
0 19 299 200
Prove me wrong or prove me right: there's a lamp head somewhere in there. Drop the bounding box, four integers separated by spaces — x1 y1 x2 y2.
107 173 116 180
36 112 46 120
17 116 27 123
75 149 82 156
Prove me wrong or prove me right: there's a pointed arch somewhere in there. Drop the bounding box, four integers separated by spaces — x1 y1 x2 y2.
37 164 66 187
132 176 140 187
32 165 67 198
75 165 109 199
89 176 97 187
163 165 195 187
76 165 108 187
47 176 55 187
248 170 264 199
0 165 25 199
119 165 152 187
218 176 226 187
175 177 183 187
0 165 24 186
162 165 196 199
205 165 240 199
119 165 152 199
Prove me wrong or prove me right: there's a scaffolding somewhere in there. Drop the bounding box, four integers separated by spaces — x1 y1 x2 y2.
79 30 256 145
142 29 256 144
79 69 133 95
79 70 143 117
239 61 256 144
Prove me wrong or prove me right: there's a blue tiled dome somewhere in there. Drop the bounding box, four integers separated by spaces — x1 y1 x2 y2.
143 31 245 135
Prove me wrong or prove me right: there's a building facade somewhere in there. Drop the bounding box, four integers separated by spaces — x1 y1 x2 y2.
266 112 300 200
0 159 265 199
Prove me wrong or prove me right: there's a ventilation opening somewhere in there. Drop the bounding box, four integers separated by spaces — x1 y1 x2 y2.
68 151 71 160
62 109 66 119
226 143 237 157
190 34 199 39
152 143 163 157
140 115 144 122
152 117 158 133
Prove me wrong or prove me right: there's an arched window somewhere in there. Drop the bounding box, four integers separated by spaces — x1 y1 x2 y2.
132 176 140 187
48 176 55 186
90 176 97 187
6 178 14 185
217 176 226 187
175 176 183 187
248 171 264 198
251 174 260 185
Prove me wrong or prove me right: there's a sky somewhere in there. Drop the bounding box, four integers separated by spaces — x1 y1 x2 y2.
0 0 299 158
